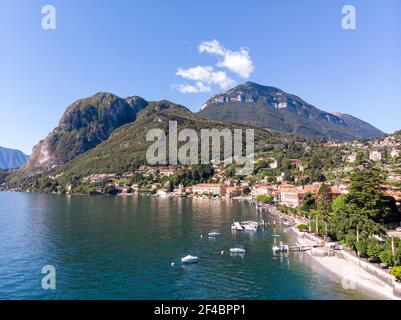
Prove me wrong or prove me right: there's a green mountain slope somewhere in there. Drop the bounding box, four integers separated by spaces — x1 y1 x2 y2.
58 101 281 179
18 92 148 177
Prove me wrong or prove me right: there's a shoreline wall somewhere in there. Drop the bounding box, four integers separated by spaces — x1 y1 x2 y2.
338 250 397 287
294 228 401 298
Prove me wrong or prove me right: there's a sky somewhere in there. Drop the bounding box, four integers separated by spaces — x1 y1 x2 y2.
0 0 400 154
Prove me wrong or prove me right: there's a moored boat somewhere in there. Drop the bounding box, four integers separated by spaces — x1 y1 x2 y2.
208 230 221 237
181 255 200 264
230 245 246 254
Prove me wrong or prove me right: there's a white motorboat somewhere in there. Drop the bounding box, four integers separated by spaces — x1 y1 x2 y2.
231 222 244 231
272 244 281 253
208 230 221 237
241 221 261 231
232 221 262 232
230 245 246 254
272 241 289 253
272 237 281 253
283 220 295 227
181 255 200 264
243 224 258 232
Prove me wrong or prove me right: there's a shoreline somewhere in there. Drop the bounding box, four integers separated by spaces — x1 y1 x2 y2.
288 226 400 300
266 204 401 300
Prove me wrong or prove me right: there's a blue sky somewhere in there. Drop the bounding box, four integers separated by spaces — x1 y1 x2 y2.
0 0 400 154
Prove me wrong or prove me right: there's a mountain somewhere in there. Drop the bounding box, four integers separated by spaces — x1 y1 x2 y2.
11 83 385 184
198 82 384 141
0 146 28 169
58 100 278 179
330 112 384 140
19 92 149 177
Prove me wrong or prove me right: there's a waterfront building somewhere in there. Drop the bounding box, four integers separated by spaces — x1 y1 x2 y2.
251 184 276 198
131 184 140 192
151 183 162 190
225 186 242 198
192 183 226 196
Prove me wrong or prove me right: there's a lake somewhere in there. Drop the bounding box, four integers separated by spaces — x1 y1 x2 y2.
0 192 370 299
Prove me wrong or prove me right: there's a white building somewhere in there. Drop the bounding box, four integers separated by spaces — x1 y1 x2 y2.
269 159 278 169
369 150 382 162
390 148 400 158
192 183 226 196
347 153 357 164
276 172 286 184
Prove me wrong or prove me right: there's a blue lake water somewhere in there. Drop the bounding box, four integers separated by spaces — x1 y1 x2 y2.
0 192 370 300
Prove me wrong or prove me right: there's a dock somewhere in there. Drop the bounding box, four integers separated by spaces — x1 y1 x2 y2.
274 242 322 253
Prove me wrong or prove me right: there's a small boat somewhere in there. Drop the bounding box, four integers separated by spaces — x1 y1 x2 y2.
272 241 289 253
272 245 281 253
230 245 246 254
283 221 295 227
243 224 258 232
272 237 281 253
231 222 244 231
241 221 261 232
181 255 200 264
208 230 221 237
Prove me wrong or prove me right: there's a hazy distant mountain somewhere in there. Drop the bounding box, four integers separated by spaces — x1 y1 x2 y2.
198 82 384 141
0 146 28 169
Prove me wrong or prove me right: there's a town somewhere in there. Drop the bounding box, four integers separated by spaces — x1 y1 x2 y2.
46 132 401 208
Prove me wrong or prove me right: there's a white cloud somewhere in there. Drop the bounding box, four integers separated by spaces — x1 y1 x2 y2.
172 82 212 94
176 65 236 90
173 39 254 94
199 39 225 56
199 40 254 79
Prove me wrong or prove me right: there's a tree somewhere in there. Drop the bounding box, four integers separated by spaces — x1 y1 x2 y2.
390 266 401 281
332 194 347 214
256 194 274 204
330 202 385 245
347 162 392 223
167 180 174 192
297 224 308 232
300 192 315 212
242 186 251 195
329 162 392 246
366 240 383 263
355 239 370 258
316 183 332 238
